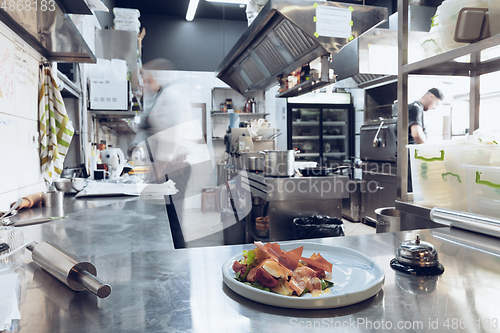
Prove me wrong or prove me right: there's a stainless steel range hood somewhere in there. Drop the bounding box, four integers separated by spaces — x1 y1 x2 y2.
332 7 437 89
216 0 387 97
0 0 96 63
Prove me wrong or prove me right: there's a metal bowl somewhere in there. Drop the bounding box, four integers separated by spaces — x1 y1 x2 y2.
54 178 86 193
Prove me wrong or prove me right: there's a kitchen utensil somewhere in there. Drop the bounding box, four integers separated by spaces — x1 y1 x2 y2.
27 241 111 298
54 178 86 193
15 192 43 210
100 148 125 179
0 243 9 254
3 216 65 227
248 157 264 172
260 150 295 177
0 199 22 221
390 235 444 276
42 191 65 207
374 207 401 233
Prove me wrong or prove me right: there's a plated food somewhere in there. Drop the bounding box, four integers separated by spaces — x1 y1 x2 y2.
223 242 385 309
232 241 334 297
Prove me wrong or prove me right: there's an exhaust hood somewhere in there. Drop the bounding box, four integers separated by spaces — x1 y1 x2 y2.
332 7 438 89
0 0 96 63
216 0 387 98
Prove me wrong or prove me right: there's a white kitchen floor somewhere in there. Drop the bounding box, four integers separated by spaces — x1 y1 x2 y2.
181 209 375 248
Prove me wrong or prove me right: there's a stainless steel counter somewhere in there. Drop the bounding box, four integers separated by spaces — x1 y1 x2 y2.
7 196 500 333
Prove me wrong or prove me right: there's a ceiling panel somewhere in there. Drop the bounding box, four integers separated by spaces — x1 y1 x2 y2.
113 0 247 21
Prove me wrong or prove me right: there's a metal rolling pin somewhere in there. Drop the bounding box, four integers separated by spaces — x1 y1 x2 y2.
430 208 500 239
26 242 111 298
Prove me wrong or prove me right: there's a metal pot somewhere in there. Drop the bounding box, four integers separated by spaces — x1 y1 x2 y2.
248 157 264 172
260 150 295 177
54 178 86 193
42 191 64 207
374 207 401 233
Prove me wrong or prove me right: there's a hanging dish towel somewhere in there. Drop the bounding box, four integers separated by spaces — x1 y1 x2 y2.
39 65 74 183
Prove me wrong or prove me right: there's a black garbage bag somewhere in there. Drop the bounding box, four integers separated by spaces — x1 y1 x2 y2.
293 215 344 239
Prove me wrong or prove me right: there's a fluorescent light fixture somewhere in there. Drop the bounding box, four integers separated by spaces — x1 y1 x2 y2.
206 0 247 4
186 0 200 21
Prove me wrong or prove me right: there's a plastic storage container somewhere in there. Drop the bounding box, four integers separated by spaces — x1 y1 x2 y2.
409 142 467 210
0 226 25 272
113 7 140 21
409 141 499 210
114 19 141 33
432 0 488 51
463 164 500 218
488 0 500 36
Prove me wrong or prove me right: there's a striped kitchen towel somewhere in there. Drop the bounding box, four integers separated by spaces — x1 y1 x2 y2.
39 65 74 183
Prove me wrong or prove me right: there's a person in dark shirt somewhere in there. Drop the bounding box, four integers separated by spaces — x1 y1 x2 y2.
407 88 444 191
408 88 444 144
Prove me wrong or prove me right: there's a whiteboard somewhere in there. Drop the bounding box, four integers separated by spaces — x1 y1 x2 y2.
0 28 39 120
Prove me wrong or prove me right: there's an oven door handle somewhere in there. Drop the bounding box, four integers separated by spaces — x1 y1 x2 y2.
372 121 385 147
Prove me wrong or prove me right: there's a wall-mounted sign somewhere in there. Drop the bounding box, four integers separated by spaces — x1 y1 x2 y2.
315 5 352 39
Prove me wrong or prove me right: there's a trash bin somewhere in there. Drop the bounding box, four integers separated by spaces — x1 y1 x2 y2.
292 215 344 240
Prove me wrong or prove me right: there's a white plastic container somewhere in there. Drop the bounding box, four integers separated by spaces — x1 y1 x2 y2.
419 30 446 57
114 19 141 33
439 20 469 51
488 0 500 36
113 7 140 21
0 227 25 272
463 164 500 218
408 142 469 210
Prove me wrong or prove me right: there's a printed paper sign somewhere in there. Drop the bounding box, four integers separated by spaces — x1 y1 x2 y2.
316 6 352 38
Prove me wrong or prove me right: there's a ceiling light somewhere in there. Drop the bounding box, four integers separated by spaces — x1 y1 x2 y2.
186 0 200 21
206 0 247 5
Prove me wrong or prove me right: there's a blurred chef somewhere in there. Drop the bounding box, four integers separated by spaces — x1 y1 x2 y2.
135 58 209 249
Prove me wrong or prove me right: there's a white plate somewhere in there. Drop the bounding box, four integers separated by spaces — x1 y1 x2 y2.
222 243 385 309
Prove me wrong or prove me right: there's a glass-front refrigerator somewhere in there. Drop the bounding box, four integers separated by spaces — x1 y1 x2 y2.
287 97 353 166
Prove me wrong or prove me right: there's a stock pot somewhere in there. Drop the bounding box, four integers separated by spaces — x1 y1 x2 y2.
260 150 295 177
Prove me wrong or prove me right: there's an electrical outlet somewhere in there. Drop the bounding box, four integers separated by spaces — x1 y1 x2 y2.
29 131 39 149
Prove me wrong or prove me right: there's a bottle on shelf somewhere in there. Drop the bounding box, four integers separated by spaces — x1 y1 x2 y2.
226 99 233 113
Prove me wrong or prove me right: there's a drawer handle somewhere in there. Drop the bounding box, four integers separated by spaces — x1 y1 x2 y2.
414 149 445 162
442 172 462 183
476 171 500 189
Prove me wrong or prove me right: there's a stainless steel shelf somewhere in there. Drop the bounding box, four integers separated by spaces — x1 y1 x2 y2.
323 152 346 157
295 153 320 157
292 122 319 126
58 70 81 98
276 79 335 98
402 34 500 76
89 110 139 119
323 135 346 139
211 112 269 117
99 119 136 134
323 121 347 126
292 135 346 140
292 121 346 126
